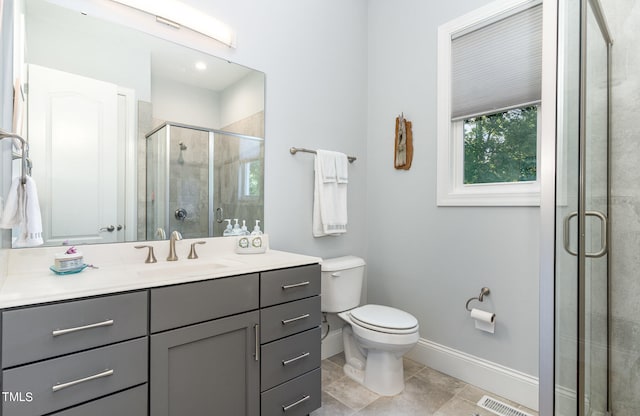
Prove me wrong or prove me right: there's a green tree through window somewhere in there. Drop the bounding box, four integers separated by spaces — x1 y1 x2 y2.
463 106 538 185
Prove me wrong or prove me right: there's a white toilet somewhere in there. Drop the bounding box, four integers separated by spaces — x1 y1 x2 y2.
321 256 419 396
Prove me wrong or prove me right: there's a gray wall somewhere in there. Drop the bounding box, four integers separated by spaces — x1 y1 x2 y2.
366 0 540 376
182 0 369 261
602 1 640 414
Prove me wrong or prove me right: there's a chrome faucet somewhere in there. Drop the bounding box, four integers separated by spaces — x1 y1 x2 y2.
167 231 183 261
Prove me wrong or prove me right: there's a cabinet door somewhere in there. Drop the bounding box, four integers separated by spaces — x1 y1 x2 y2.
150 311 260 416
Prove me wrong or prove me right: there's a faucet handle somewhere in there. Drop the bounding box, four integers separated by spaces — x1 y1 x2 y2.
188 241 206 259
135 245 157 263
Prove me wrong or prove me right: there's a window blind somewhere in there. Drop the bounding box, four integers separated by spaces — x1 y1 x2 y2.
451 4 542 120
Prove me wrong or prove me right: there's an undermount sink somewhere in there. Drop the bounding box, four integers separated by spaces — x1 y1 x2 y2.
137 258 245 279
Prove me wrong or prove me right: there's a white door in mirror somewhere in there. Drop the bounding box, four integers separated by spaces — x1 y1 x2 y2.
28 64 120 246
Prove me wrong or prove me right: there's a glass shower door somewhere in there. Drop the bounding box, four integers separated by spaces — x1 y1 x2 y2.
555 0 611 414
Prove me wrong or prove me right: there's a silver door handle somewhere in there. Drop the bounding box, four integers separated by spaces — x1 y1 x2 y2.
99 225 115 232
563 211 608 257
282 281 310 290
282 395 310 412
586 210 608 258
282 314 310 325
52 319 114 337
563 211 578 256
282 352 310 366
52 369 114 392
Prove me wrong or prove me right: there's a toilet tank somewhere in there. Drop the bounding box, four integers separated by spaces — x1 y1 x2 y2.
321 256 366 313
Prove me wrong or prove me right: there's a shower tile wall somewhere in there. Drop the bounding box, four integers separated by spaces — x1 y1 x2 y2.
603 0 640 414
168 126 210 238
213 111 265 236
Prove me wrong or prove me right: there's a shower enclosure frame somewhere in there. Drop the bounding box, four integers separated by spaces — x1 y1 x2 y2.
145 121 263 239
540 0 613 414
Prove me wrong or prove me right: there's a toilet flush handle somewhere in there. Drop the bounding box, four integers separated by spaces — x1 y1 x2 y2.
331 272 341 277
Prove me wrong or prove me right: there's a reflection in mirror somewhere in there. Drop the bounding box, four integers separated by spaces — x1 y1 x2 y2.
13 0 265 247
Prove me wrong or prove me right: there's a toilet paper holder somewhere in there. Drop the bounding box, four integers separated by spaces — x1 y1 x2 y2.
465 287 491 311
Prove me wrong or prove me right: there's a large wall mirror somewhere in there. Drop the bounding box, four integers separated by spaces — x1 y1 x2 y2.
11 0 265 247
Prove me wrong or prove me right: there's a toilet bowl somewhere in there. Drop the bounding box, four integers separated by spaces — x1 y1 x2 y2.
338 304 419 395
321 256 420 396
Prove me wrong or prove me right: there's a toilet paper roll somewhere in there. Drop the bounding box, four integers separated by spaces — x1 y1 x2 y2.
470 308 496 333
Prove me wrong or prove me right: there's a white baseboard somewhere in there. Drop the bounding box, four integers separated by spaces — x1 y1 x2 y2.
406 338 539 411
321 327 344 360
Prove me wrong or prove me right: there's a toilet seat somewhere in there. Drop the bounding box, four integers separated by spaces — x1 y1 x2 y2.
349 304 418 335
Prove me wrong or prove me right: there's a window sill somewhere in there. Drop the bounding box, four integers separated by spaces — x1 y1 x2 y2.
437 184 540 207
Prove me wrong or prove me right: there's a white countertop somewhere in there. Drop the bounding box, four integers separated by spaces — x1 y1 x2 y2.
0 236 321 309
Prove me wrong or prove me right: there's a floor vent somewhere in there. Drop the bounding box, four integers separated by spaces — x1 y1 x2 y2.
477 395 533 416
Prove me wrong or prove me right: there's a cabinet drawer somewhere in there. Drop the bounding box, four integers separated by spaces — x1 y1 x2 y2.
151 273 259 333
2 338 148 416
260 264 320 307
260 368 321 416
51 384 147 416
260 296 321 344
2 291 148 368
261 327 321 391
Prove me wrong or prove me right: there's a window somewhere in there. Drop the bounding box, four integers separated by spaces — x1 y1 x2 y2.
237 138 263 200
437 0 542 206
239 159 261 199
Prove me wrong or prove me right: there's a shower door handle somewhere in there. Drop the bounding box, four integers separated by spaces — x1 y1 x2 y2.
585 210 608 258
215 207 224 223
562 211 608 257
563 212 578 256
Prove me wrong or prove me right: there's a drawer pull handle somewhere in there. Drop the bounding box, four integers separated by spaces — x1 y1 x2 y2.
282 352 310 366
254 324 260 362
52 319 114 337
52 369 114 392
281 314 310 325
282 281 310 290
282 395 310 412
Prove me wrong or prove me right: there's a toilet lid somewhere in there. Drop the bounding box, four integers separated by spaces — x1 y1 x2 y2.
349 305 418 333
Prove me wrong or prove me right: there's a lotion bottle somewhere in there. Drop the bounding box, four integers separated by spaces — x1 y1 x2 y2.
232 219 241 235
241 220 249 235
251 220 263 235
223 219 233 236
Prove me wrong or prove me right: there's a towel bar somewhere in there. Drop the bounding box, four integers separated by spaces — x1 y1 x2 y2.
0 130 31 184
290 147 356 163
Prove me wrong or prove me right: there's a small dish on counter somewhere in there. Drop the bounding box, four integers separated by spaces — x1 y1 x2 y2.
49 264 89 275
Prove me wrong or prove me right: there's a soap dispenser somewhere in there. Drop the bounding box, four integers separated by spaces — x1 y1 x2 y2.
241 220 249 235
232 219 241 236
251 220 263 235
223 219 233 236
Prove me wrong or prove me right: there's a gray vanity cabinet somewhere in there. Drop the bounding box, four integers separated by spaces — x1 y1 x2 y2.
0 262 320 416
149 274 261 416
259 264 322 416
1 291 148 416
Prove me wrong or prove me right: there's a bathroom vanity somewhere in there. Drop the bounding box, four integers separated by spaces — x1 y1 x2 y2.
0 237 321 416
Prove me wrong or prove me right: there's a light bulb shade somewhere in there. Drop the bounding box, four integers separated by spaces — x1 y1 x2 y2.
110 0 236 48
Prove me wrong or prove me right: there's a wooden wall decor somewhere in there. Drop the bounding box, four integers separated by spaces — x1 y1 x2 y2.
394 113 413 170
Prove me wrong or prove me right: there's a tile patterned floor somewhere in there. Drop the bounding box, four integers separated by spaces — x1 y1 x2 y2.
311 353 539 416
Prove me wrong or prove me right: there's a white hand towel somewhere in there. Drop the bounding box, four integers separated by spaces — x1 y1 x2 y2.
19 176 44 247
313 151 348 237
336 153 349 184
0 177 24 229
316 150 338 183
0 176 43 247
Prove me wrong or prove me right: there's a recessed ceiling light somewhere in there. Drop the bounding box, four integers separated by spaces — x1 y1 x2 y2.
195 62 207 71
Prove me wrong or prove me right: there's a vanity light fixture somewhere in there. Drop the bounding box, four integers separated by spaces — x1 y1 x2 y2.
109 0 236 48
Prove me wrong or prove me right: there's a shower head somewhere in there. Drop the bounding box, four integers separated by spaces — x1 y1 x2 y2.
179 141 187 151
